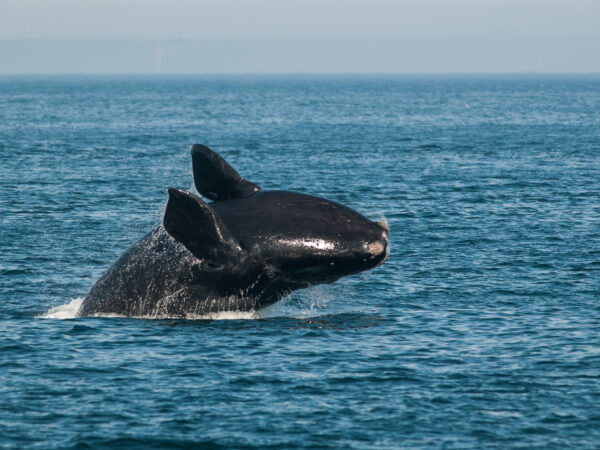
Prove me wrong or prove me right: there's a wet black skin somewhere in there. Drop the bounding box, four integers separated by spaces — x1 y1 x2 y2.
78 145 389 317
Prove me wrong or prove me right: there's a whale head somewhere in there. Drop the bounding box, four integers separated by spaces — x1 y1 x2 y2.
212 190 389 288
163 145 389 306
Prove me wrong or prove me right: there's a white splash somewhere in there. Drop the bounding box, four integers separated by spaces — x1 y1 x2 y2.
190 310 259 320
39 297 260 320
261 284 342 319
40 297 84 319
86 310 262 320
39 285 342 321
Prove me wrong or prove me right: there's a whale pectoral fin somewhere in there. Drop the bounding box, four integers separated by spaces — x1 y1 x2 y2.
191 144 261 201
163 188 244 262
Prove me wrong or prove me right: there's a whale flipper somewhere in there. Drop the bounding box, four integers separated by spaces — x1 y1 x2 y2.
164 188 244 265
191 144 261 201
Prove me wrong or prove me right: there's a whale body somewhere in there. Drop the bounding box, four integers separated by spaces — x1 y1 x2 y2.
78 145 389 318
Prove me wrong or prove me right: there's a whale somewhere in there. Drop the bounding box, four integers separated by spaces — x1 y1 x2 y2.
78 144 389 318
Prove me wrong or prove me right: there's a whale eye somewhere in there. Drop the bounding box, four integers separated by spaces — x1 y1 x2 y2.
264 265 280 279
203 260 225 272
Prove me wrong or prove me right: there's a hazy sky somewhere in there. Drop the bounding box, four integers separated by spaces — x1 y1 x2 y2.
1 0 599 73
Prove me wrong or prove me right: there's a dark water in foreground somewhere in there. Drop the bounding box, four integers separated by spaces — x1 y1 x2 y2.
1 75 600 448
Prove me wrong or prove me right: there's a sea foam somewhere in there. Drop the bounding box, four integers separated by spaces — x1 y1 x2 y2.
40 297 84 319
40 297 260 320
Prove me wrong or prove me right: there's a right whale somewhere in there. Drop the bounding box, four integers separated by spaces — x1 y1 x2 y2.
78 145 389 318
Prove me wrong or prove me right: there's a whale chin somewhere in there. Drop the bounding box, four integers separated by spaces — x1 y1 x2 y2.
374 247 389 268
370 234 389 268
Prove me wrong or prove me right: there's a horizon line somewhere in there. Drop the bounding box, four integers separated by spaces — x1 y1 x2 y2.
1 72 600 76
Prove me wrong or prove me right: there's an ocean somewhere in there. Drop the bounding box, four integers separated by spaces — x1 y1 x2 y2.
1 74 599 448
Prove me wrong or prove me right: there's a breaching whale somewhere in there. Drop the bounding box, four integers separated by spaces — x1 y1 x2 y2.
78 145 389 318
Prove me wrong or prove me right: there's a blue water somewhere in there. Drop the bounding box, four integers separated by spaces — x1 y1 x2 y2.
1 75 600 448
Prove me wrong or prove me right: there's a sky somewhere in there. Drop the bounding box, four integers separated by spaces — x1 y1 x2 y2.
0 0 599 73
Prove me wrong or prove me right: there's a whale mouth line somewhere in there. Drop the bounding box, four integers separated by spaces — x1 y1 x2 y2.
283 250 387 284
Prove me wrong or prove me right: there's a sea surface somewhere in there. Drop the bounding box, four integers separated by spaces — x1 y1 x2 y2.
1 75 599 448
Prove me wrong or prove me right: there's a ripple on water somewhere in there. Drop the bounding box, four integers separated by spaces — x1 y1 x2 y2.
2 75 600 448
